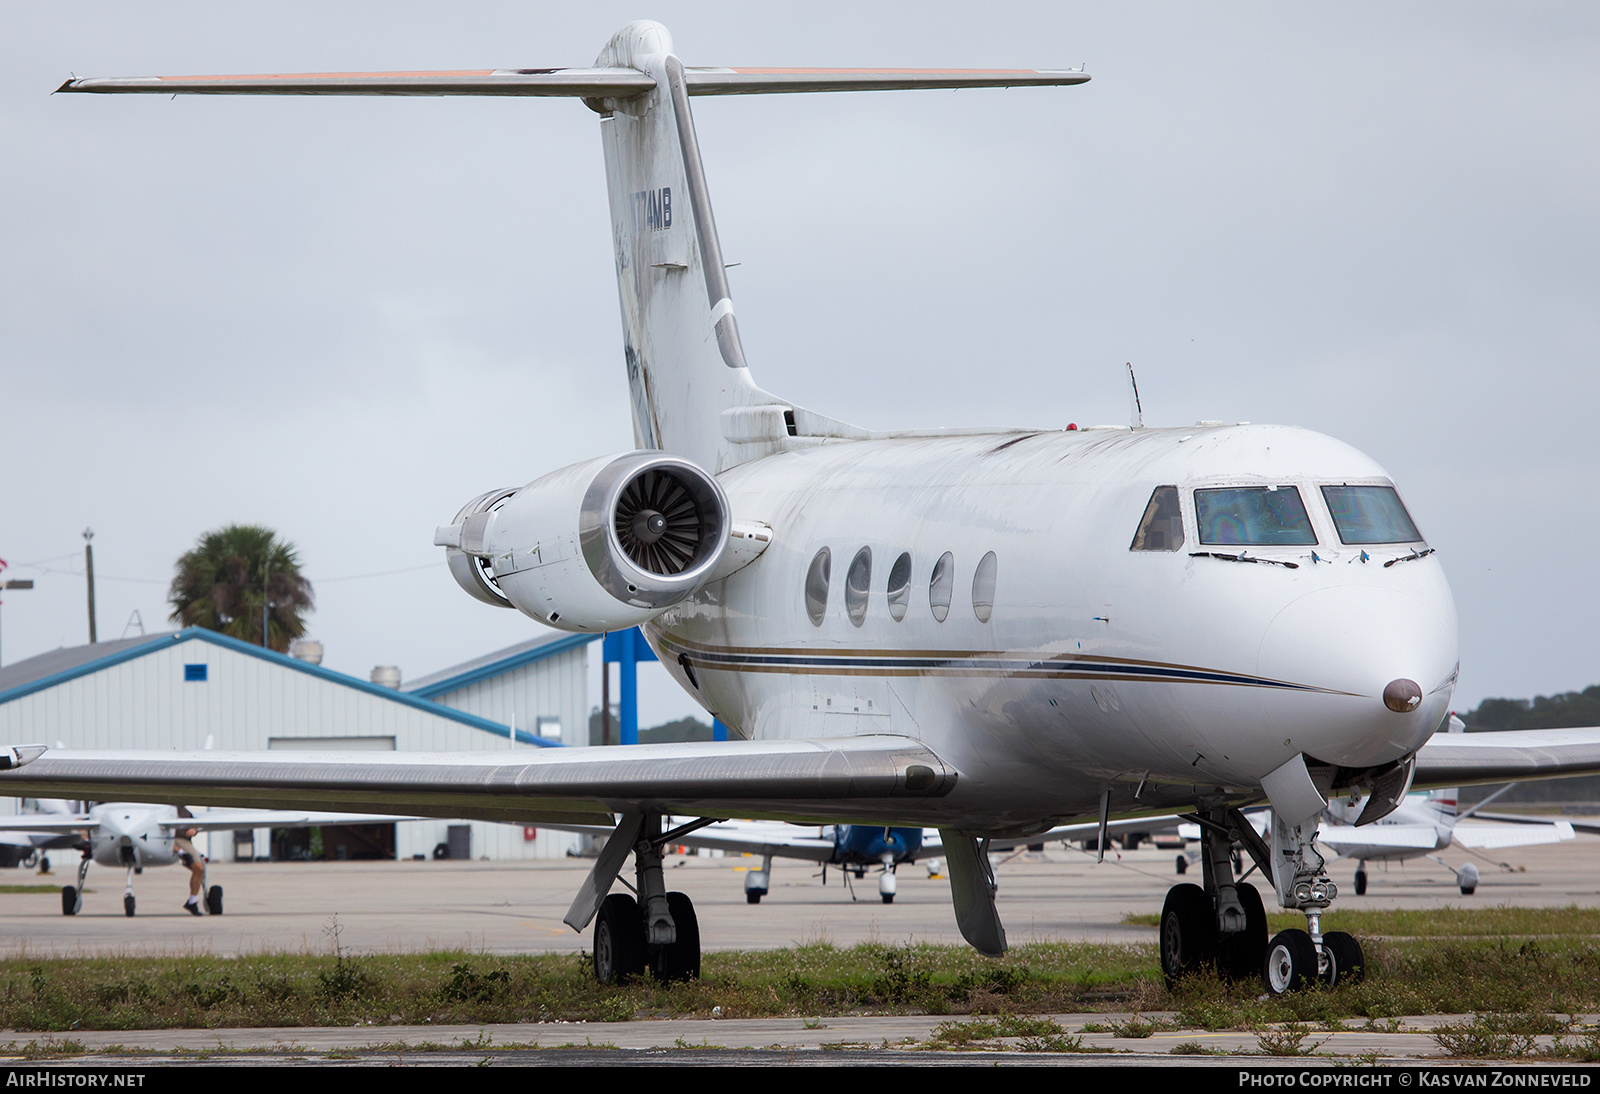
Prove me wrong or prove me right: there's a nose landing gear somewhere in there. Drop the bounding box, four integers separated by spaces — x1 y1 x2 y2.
1260 811 1364 992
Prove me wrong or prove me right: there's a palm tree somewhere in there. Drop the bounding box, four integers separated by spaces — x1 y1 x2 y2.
168 525 314 652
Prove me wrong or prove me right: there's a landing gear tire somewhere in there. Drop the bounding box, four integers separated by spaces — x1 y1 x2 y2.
1160 883 1217 989
123 894 136 917
1175 855 1187 875
1217 884 1268 982
881 893 894 905
1354 869 1367 897
1320 930 1364 987
650 892 701 983
61 886 77 916
746 891 762 905
1458 862 1479 896
206 886 223 916
593 893 647 985
1263 929 1318 995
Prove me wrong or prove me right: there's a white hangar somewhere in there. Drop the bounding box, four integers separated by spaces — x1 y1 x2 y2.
0 626 598 862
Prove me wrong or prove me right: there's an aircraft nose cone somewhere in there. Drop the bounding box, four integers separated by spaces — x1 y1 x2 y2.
1383 678 1422 714
1258 582 1457 767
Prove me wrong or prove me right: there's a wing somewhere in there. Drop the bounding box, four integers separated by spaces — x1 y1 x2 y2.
671 821 837 862
921 814 1188 855
1474 809 1600 837
0 815 94 833
1451 820 1575 849
1315 823 1441 850
159 810 422 833
0 737 956 829
1414 728 1600 787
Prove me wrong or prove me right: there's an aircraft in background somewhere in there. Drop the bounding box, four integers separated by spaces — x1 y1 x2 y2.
0 802 418 917
653 815 1180 904
1318 784 1574 897
12 20 1600 995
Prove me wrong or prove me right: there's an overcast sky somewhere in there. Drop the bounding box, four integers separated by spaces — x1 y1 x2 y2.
2 3 1596 727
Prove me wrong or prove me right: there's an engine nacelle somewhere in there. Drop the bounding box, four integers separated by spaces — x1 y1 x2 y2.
435 451 731 632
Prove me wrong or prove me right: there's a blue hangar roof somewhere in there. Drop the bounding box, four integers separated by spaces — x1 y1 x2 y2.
0 627 592 748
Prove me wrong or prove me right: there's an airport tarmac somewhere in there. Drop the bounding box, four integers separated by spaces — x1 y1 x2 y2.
3 833 1599 1064
1 829 1597 957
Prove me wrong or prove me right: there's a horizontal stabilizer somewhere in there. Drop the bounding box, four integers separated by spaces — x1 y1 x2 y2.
57 68 656 97
58 67 1086 99
681 67 1088 95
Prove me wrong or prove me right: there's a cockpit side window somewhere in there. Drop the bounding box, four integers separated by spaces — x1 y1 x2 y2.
1321 485 1424 545
1195 486 1317 546
1130 486 1185 551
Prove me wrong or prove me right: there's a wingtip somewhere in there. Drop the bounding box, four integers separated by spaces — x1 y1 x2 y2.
0 744 48 770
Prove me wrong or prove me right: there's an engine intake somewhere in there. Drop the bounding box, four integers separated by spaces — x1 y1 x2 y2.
437 452 731 632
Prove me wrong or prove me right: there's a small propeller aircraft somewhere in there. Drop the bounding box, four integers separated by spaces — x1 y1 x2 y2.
1318 783 1575 898
0 801 417 917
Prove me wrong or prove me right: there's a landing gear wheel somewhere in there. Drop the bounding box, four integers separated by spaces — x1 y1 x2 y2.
651 892 701 983
1354 869 1367 896
61 886 77 916
593 893 647 985
1320 930 1364 987
881 893 894 904
1263 929 1318 994
1217 884 1268 982
206 885 223 916
745 891 762 905
1175 855 1187 875
1159 884 1217 989
123 894 136 917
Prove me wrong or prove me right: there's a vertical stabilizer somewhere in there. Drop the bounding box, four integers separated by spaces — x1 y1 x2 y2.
590 22 779 472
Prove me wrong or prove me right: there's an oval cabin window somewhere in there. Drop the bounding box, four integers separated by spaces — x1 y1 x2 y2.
929 552 954 623
886 552 912 622
845 546 872 627
972 551 997 623
805 547 831 626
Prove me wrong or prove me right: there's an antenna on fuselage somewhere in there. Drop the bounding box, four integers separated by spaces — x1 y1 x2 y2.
1125 362 1145 429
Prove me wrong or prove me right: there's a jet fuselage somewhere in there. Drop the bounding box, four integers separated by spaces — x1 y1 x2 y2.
647 422 1457 832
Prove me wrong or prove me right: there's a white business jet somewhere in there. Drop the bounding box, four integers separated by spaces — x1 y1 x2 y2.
0 801 417 917
9 21 1600 995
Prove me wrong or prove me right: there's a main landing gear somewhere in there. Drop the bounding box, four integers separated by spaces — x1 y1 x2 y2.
60 852 90 916
584 815 706 985
1159 805 1268 987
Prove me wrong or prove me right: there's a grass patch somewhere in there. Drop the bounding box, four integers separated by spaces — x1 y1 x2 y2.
925 1015 1103 1053
0 885 65 895
1255 1022 1327 1056
1125 905 1600 938
1 909 1600 1032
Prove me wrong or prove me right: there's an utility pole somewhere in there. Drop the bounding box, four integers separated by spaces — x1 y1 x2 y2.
82 528 97 645
261 564 270 649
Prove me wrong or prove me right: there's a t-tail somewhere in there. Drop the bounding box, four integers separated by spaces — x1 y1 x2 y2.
59 20 1087 471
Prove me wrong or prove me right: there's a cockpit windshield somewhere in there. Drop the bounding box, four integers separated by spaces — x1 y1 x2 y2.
1321 485 1423 544
1194 486 1317 546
